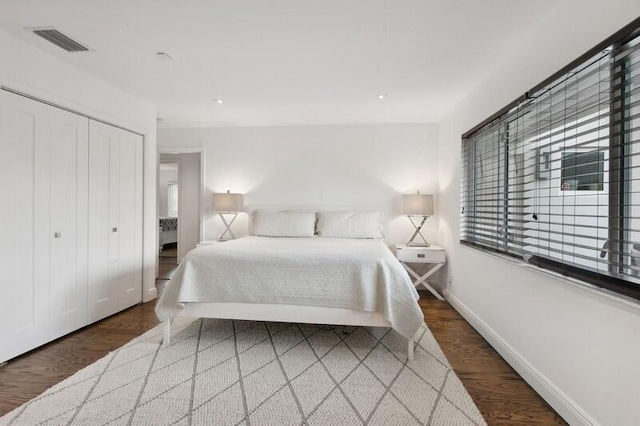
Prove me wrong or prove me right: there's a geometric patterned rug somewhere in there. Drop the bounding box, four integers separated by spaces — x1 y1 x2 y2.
0 318 486 425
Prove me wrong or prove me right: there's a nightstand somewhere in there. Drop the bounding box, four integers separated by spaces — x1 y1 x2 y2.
395 244 446 300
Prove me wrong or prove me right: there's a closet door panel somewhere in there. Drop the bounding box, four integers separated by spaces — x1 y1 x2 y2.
0 91 49 362
88 127 118 321
109 136 120 271
49 109 89 339
89 121 142 318
117 132 143 310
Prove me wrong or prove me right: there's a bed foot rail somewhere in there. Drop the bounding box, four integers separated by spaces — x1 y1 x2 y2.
408 338 414 361
163 319 172 345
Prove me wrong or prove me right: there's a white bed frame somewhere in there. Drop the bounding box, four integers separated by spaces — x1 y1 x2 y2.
162 302 415 360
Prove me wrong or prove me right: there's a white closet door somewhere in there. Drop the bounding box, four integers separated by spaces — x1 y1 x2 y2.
48 107 89 339
0 90 89 362
88 123 118 321
88 121 143 321
0 91 49 362
116 130 143 310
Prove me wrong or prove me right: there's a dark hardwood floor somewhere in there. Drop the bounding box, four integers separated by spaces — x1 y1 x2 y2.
0 284 566 425
0 302 160 416
418 293 566 425
158 245 178 280
157 260 178 280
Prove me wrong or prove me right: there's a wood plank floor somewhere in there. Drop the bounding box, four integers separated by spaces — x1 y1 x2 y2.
0 286 566 425
157 253 178 280
418 294 566 425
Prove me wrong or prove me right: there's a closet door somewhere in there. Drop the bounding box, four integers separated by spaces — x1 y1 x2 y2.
0 90 88 362
115 129 144 310
88 121 143 322
88 123 118 320
0 91 49 362
48 107 89 339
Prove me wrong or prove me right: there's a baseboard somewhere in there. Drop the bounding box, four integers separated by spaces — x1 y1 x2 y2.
444 291 599 426
144 286 157 303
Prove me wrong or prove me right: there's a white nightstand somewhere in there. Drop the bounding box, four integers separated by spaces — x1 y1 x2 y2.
395 244 446 300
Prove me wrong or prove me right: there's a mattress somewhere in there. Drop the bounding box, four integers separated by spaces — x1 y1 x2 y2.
155 236 424 339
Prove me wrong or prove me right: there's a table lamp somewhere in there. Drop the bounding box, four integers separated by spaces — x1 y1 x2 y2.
402 191 434 246
212 190 244 240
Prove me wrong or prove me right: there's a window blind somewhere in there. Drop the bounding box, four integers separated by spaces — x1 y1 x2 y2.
461 18 640 300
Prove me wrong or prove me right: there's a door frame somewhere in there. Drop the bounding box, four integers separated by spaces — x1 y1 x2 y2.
157 147 206 262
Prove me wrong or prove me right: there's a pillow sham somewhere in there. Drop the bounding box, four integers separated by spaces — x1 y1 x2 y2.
316 211 384 239
251 209 316 237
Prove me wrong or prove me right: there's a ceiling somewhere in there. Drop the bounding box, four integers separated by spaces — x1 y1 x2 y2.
0 0 558 128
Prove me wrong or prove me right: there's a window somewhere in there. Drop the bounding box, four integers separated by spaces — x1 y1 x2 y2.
461 18 640 300
167 182 178 217
560 150 604 191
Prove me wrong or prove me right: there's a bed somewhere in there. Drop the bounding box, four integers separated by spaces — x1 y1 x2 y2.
159 217 178 250
155 210 425 359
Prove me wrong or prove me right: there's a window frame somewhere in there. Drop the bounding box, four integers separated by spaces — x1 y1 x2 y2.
460 17 640 301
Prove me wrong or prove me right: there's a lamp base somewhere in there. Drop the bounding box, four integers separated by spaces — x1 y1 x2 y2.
216 212 238 240
406 215 430 247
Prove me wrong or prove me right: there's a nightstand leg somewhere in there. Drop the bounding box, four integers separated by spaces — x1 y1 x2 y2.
402 262 445 300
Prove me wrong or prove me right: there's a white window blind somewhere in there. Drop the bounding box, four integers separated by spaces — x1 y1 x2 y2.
461 19 640 300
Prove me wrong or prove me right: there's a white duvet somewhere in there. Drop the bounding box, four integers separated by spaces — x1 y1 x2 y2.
155 236 424 339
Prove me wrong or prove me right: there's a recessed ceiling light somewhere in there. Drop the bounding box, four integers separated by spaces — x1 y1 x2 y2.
156 52 172 61
213 99 223 104
377 94 388 100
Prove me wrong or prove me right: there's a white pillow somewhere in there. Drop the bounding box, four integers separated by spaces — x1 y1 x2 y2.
316 211 384 239
251 209 316 237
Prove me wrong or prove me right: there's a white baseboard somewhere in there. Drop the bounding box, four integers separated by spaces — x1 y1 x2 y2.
444 291 598 426
144 286 157 303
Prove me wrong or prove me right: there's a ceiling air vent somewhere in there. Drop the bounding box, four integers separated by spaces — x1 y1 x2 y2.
30 27 90 52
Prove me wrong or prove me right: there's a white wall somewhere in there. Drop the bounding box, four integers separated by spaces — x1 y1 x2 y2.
437 2 640 425
158 123 439 248
179 153 202 259
0 28 158 302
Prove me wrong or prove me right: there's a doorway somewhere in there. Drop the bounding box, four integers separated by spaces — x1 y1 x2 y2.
156 149 205 281
158 161 179 278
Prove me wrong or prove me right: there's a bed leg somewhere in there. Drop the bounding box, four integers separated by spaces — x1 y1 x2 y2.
408 338 414 361
163 319 172 345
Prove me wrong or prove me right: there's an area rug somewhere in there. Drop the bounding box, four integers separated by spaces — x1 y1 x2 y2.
1 318 486 425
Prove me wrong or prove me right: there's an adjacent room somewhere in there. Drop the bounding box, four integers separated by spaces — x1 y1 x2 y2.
1 1 639 425
158 160 179 273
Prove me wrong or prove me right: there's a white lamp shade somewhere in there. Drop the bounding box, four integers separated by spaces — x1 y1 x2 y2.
402 193 434 215
212 191 244 212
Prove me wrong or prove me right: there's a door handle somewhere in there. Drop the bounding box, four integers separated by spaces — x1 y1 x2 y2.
54 232 61 238
112 227 118 233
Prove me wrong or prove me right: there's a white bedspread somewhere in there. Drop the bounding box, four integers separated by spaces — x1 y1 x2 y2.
155 236 424 339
